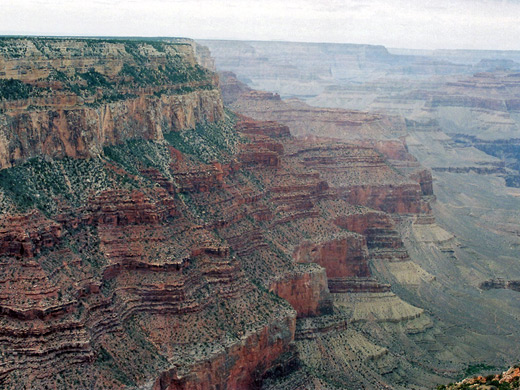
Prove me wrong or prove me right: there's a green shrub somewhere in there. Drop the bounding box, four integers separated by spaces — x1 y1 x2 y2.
0 79 34 100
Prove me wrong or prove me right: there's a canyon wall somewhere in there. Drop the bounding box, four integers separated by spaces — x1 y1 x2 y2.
202 40 520 389
0 38 224 168
1 37 504 390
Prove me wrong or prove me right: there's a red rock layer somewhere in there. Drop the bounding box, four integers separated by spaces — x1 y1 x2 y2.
285 142 426 215
218 71 252 104
334 210 411 262
236 117 291 138
172 163 227 193
154 316 295 390
293 235 370 279
86 188 178 226
269 266 332 318
0 108 434 388
0 211 62 258
353 139 435 196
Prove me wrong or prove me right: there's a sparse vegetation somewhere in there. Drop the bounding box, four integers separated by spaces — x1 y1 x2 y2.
0 79 47 100
0 156 132 214
164 112 241 163
438 364 520 390
464 363 497 378
0 38 216 107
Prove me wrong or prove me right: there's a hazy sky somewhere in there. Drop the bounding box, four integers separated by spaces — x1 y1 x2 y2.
2 0 520 50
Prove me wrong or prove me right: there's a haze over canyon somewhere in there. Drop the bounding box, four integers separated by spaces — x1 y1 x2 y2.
0 33 518 390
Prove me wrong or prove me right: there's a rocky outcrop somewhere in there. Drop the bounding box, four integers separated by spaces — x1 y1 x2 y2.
0 89 224 168
269 265 332 318
333 210 411 261
153 315 295 390
239 143 282 168
344 183 425 214
0 210 62 258
450 133 520 187
293 234 370 279
0 38 198 81
172 163 227 193
408 168 434 195
85 188 178 226
236 118 291 138
218 71 252 104
441 365 520 389
231 91 407 139
286 141 427 215
355 139 435 196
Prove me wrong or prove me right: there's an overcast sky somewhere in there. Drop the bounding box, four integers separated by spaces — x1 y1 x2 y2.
2 0 520 50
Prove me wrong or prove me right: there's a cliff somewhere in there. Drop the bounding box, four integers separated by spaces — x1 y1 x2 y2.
201 38 520 390
0 38 224 168
229 89 407 140
0 38 441 390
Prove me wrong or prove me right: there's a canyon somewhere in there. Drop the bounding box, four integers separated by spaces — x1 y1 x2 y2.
202 39 520 388
0 36 518 390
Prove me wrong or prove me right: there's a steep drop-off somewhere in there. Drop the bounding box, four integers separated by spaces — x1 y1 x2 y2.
0 37 452 390
212 62 520 388
0 38 223 168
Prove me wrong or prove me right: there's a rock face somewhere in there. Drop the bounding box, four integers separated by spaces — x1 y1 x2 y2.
0 38 224 168
269 264 332 318
0 211 62 258
196 38 520 390
294 235 370 278
0 91 223 167
0 38 444 390
153 316 296 390
230 90 407 140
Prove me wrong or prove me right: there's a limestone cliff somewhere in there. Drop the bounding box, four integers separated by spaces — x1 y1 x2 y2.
0 38 224 168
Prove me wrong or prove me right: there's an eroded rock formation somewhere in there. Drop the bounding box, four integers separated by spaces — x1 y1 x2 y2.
0 38 441 390
0 38 224 168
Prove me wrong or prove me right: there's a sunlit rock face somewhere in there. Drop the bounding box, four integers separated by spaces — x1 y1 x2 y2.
0 37 443 389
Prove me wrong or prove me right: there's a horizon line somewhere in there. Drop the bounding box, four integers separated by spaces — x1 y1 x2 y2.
1 34 520 53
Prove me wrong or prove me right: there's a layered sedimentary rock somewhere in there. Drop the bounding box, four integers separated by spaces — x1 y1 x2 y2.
0 37 445 390
0 38 224 168
269 264 331 318
200 39 520 390
199 39 474 103
0 91 223 167
285 140 427 215
0 210 62 257
294 234 370 279
230 90 407 140
153 315 296 390
334 210 411 262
